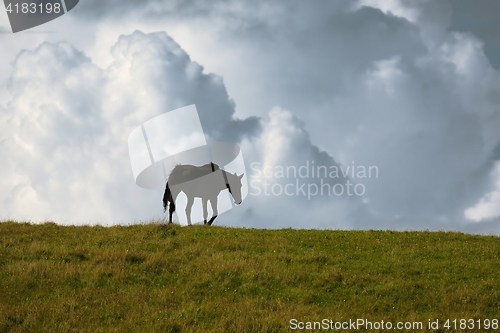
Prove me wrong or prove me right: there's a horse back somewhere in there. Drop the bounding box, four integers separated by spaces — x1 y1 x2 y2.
168 163 220 186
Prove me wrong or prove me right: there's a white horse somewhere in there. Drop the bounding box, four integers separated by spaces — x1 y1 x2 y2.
163 163 244 225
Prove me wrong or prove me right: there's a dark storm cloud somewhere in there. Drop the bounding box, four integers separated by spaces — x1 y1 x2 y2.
69 0 215 20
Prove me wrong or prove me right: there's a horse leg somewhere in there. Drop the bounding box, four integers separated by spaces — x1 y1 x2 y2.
168 198 175 224
202 197 208 224
168 188 179 224
185 194 194 226
207 197 218 226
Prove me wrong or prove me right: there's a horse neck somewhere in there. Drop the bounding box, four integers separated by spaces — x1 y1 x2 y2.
221 170 232 185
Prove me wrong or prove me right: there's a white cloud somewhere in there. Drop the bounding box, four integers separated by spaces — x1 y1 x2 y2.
2 1 500 233
0 31 258 225
223 106 368 229
464 162 500 222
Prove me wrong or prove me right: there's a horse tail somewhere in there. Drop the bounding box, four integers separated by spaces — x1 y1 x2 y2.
163 183 172 213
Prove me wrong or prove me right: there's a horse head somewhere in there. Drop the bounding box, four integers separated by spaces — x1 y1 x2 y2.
228 172 244 204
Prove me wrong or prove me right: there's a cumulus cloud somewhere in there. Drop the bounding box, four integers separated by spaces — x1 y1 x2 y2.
147 0 500 233
204 0 500 233
2 1 500 234
464 162 500 222
0 31 258 224
223 106 369 229
420 0 500 69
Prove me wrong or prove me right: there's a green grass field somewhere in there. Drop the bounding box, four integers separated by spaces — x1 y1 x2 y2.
0 221 499 332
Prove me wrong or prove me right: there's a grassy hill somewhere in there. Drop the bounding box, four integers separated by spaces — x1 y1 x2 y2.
0 221 499 332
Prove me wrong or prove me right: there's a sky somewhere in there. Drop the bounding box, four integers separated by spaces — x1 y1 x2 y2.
1 0 500 234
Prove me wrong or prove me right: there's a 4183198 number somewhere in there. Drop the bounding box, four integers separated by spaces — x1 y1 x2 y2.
6 2 61 14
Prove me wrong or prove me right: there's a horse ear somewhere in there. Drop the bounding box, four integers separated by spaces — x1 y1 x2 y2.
238 173 244 180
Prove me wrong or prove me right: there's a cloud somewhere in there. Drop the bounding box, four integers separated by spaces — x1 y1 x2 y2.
219 1 500 233
0 30 351 228
0 31 258 224
222 106 369 229
2 1 500 234
102 31 259 143
444 0 500 69
182 0 500 233
464 162 500 222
